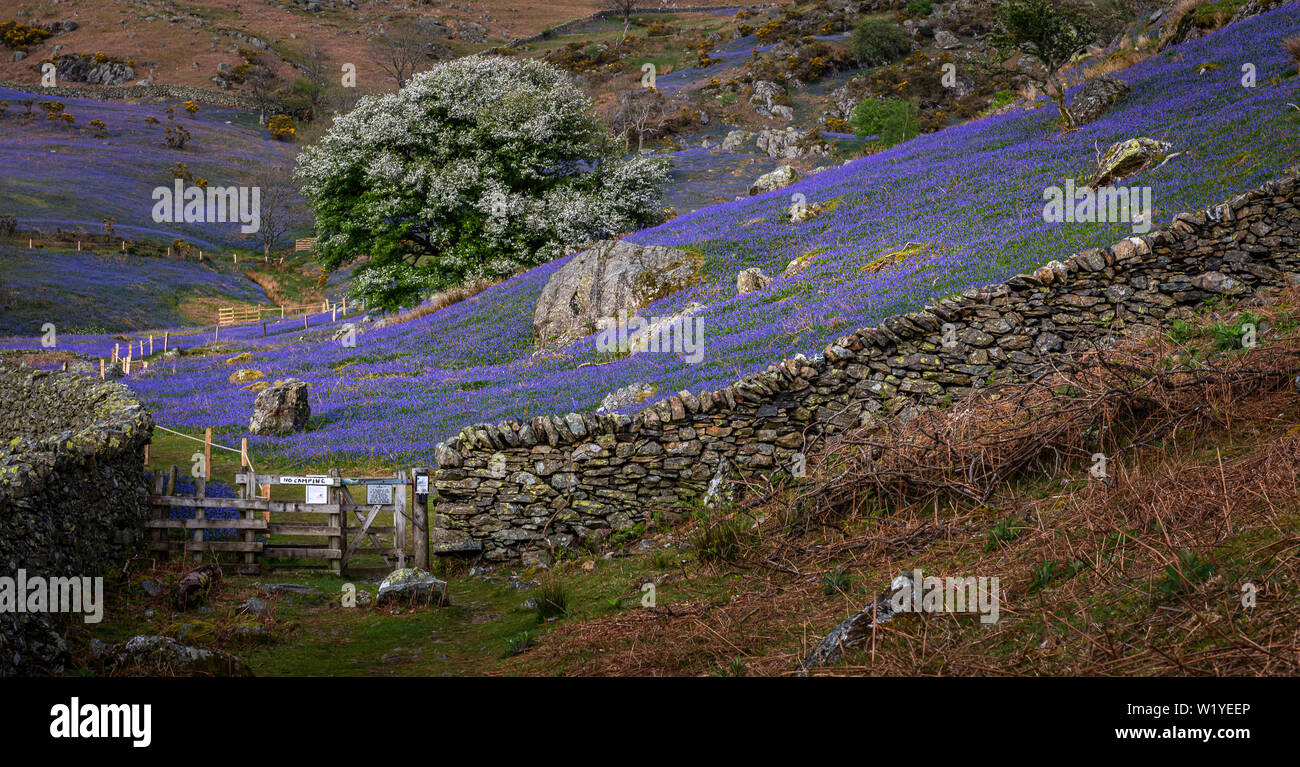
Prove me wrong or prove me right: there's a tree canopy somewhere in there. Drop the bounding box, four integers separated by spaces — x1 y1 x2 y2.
294 55 669 311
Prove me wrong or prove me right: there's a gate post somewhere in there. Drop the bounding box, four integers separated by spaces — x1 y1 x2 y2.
329 468 342 575
239 468 258 574
410 467 429 571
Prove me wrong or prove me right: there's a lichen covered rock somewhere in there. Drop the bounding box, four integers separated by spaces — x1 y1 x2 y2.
248 378 310 435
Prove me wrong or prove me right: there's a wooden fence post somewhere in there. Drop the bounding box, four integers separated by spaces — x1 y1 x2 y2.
411 466 429 571
193 475 206 564
204 427 213 481
163 331 169 352
239 467 258 574
99 359 104 379
394 471 407 570
329 468 342 576
151 468 170 559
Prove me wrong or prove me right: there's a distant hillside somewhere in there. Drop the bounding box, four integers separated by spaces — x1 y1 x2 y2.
0 244 266 335
0 84 303 251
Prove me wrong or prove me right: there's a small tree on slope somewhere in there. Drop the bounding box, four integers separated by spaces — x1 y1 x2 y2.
293 56 669 312
991 0 1096 131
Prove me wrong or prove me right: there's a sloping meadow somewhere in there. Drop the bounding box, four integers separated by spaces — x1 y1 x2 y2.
0 85 298 250
122 5 1300 466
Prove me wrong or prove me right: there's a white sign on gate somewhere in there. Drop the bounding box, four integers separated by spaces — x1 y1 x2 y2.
366 484 393 506
305 484 329 505
281 475 335 486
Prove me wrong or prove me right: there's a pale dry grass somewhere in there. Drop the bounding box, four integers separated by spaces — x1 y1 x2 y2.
384 277 501 326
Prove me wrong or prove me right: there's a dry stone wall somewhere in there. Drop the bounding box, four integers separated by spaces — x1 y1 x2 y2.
0 81 260 109
432 166 1300 564
0 369 154 676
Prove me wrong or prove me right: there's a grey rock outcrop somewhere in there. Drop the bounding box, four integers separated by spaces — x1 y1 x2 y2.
721 129 751 152
755 127 828 160
933 30 961 49
49 54 135 85
248 378 310 435
748 165 799 195
104 635 253 677
377 568 449 606
1068 75 1131 126
533 240 703 347
1087 138 1174 189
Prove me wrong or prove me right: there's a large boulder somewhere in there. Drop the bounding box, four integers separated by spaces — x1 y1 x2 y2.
1067 74 1131 126
248 378 310 435
533 239 703 347
51 53 135 85
1086 137 1173 189
377 568 449 606
749 165 799 195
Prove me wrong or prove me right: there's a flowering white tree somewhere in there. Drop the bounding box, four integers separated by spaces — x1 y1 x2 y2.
294 55 669 310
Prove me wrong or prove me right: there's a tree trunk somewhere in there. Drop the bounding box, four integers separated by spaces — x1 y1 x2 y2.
1047 73 1074 131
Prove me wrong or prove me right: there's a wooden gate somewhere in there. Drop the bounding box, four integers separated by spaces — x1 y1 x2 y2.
339 473 412 579
144 467 430 577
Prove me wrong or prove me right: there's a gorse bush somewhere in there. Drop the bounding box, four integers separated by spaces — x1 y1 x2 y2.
267 114 295 141
0 20 52 50
850 97 920 148
851 19 911 66
294 55 669 312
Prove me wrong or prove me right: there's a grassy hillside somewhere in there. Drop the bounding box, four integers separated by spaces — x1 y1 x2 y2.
97 4 1300 469
0 84 303 250
0 243 268 334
